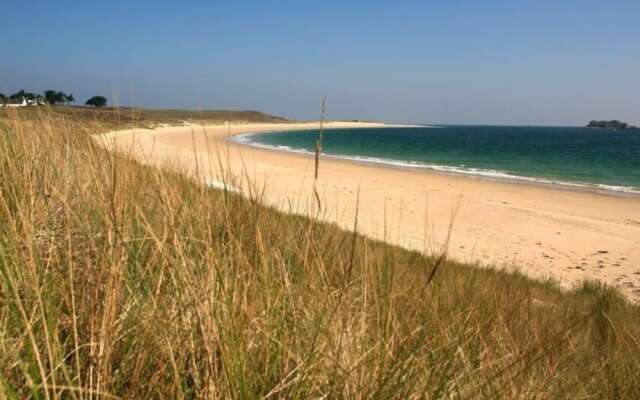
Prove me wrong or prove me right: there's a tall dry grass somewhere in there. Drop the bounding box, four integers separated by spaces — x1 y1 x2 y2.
0 109 639 399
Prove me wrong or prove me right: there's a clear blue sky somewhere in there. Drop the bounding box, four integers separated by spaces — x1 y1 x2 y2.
2 0 639 125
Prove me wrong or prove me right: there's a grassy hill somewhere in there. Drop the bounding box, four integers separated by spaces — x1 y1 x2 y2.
0 107 639 398
0 105 290 129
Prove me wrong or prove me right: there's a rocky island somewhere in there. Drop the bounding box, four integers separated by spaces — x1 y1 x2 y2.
586 120 639 131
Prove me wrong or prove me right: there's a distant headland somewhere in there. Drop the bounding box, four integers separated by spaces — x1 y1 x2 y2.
586 120 639 131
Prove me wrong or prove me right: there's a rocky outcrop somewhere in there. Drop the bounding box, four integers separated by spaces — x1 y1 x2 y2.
587 120 639 131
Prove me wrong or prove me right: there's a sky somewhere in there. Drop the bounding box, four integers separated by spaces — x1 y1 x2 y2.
1 0 639 125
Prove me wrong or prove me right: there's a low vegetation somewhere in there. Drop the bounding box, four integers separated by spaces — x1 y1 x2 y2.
1 105 289 129
0 108 639 398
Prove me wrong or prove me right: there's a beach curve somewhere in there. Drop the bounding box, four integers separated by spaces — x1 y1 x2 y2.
99 121 640 301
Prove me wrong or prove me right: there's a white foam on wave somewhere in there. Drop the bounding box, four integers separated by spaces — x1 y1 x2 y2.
206 179 240 193
230 132 312 154
229 134 640 196
332 154 640 195
231 132 256 143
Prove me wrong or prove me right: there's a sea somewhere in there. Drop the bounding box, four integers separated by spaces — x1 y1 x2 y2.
232 125 640 195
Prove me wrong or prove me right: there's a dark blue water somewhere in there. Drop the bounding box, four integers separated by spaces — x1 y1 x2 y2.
235 125 640 194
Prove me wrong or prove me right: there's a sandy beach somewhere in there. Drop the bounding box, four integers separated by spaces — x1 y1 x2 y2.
101 122 640 301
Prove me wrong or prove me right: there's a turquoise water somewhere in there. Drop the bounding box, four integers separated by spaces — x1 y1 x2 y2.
234 125 640 194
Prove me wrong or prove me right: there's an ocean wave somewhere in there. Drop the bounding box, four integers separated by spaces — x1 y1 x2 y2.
230 136 640 195
206 179 240 193
230 133 312 154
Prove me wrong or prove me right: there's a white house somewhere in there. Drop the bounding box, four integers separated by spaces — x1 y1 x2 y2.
0 98 27 108
0 97 46 108
27 97 46 106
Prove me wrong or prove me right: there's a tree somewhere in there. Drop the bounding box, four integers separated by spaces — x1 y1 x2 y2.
45 90 63 105
0 93 5 106
10 90 37 101
85 96 107 108
44 90 59 104
44 90 74 105
9 90 24 100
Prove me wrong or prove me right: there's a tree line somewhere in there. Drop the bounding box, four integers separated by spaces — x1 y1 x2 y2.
0 90 107 107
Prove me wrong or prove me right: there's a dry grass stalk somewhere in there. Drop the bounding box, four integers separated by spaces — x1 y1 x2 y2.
0 108 638 399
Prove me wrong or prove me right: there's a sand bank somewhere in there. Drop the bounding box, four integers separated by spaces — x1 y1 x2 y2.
100 121 640 301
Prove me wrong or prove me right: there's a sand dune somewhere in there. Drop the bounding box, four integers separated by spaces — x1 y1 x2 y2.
100 121 640 301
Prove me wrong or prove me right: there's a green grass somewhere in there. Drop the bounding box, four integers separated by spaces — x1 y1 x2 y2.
0 108 639 398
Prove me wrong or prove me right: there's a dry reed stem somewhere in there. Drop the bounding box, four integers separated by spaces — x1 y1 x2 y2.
0 108 638 398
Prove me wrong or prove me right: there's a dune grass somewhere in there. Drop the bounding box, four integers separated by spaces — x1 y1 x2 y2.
0 105 289 130
0 108 639 398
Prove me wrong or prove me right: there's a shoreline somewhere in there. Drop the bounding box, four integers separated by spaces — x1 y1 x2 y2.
229 127 640 198
100 121 640 301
